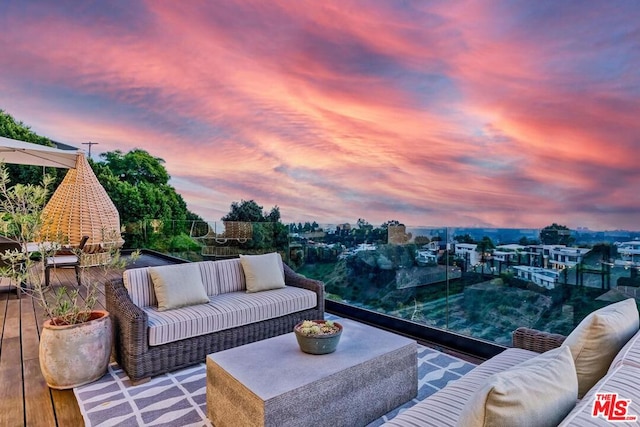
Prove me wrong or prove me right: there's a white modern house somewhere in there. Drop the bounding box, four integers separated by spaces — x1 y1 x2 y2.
513 266 561 290
492 244 525 263
615 241 640 267
416 249 438 265
524 244 562 268
548 246 591 269
455 243 479 265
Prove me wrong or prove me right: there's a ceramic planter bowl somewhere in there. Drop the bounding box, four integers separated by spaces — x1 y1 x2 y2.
294 320 343 355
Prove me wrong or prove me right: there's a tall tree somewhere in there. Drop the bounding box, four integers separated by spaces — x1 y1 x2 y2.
222 200 288 251
100 149 169 186
0 109 66 188
454 234 475 244
540 223 575 246
222 200 268 222
91 149 200 248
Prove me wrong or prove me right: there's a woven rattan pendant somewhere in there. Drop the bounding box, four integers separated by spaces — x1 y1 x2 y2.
41 153 123 253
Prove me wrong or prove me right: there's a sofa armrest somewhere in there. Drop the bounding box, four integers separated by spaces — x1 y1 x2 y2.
512 327 566 353
105 278 150 356
283 263 325 315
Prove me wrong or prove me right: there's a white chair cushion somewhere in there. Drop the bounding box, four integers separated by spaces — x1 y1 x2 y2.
46 255 79 265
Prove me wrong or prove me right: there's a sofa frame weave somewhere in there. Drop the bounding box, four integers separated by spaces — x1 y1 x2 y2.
512 326 566 352
106 263 324 383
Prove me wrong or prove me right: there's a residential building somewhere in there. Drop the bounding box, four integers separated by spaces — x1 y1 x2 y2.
513 265 561 290
455 243 479 265
616 241 640 267
549 246 591 268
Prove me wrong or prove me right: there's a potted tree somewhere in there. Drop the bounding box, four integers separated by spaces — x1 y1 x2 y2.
0 164 126 389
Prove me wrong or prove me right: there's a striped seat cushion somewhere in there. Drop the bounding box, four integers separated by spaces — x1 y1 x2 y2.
383 348 539 426
123 262 221 307
559 364 640 426
144 286 317 346
216 258 247 293
123 267 157 307
609 329 640 372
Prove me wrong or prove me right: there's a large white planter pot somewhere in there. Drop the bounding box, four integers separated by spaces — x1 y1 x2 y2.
39 310 112 390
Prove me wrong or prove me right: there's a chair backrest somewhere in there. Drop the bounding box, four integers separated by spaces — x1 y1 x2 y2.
78 235 90 251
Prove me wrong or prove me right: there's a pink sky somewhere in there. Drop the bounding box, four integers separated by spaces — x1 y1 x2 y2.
1 1 639 230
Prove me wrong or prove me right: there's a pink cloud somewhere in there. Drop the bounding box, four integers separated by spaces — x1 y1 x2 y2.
0 1 638 230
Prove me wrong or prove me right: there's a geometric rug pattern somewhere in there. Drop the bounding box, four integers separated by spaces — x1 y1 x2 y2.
75 345 476 427
74 363 209 427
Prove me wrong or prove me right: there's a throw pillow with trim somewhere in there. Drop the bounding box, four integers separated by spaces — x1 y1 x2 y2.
456 346 578 427
562 298 639 397
239 252 285 293
149 263 209 311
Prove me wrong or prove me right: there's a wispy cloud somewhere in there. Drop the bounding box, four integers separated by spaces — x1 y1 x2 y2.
0 0 638 229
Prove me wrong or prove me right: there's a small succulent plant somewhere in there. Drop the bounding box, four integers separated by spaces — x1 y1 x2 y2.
296 319 341 336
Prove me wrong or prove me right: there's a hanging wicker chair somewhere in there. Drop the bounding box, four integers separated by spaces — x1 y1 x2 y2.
40 153 124 258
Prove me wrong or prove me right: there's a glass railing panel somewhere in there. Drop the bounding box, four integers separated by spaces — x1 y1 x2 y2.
120 220 285 261
120 219 640 348
285 223 640 347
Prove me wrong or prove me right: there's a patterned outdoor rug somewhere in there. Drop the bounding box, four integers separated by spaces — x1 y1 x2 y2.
74 345 475 427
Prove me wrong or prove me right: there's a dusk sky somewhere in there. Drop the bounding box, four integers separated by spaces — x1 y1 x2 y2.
1 1 639 230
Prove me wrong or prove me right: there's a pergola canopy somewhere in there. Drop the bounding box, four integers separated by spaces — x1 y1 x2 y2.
0 136 78 169
40 153 123 252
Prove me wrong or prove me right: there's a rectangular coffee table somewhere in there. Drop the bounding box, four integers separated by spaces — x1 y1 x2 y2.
206 318 417 427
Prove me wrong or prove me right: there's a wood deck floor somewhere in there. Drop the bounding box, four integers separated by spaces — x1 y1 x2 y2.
0 256 145 427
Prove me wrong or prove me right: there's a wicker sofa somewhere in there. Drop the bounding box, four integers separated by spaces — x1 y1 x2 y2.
106 256 324 384
385 298 640 427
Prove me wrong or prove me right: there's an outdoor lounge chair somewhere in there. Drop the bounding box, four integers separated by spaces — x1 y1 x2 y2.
44 235 89 287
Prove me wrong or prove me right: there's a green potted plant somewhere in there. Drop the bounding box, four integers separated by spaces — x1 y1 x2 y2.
294 319 343 354
0 163 130 389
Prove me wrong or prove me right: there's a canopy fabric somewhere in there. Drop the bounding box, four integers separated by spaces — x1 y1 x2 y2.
40 153 124 253
0 136 78 169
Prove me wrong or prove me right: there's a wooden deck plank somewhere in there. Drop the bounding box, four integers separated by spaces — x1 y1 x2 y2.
20 296 39 360
2 297 21 340
20 293 57 427
50 389 84 426
23 359 57 427
0 334 24 426
0 290 8 354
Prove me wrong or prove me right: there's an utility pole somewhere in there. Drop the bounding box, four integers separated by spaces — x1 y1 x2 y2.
82 141 99 158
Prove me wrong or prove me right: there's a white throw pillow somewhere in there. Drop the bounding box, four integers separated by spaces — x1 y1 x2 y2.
562 298 639 397
149 263 209 311
239 252 285 293
457 346 578 427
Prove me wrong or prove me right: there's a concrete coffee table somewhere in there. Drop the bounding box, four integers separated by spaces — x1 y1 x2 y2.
206 318 417 427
